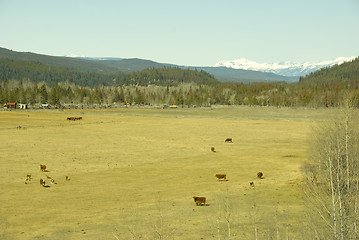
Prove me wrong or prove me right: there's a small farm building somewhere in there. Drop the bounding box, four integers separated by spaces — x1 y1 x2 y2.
5 103 17 109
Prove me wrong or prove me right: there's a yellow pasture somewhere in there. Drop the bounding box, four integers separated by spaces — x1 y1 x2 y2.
0 107 335 239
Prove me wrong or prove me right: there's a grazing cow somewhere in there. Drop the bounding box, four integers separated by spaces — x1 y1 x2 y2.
40 178 45 187
225 138 233 143
66 176 70 181
211 147 216 152
25 174 32 184
215 174 227 181
51 179 56 184
250 182 254 187
67 117 83 121
25 178 31 184
193 197 206 206
257 172 263 179
40 164 46 172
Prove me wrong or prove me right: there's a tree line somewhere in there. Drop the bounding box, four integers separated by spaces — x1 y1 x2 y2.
0 57 358 107
1 78 358 108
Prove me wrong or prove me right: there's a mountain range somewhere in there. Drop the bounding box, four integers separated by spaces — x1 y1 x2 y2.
0 47 356 83
68 54 356 81
214 57 356 77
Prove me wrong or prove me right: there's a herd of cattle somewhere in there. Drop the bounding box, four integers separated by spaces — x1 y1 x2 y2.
24 117 79 186
24 164 70 187
192 138 264 207
25 135 263 207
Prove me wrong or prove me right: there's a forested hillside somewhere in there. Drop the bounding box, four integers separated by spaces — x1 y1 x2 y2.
299 57 359 83
0 55 358 108
0 47 296 82
0 57 218 87
0 58 123 87
124 67 219 86
0 47 120 74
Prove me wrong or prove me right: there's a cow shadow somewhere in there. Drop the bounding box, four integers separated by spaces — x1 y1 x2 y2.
43 185 51 188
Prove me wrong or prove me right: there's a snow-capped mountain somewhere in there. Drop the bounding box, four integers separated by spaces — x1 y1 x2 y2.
66 54 123 61
214 57 356 77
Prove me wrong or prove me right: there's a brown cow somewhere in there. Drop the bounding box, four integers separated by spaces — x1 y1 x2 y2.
211 147 216 152
67 117 83 121
46 175 52 180
225 138 233 143
257 172 263 179
193 197 206 206
25 174 32 184
40 178 45 187
215 174 227 181
250 182 254 187
66 176 70 181
25 178 31 184
40 164 46 172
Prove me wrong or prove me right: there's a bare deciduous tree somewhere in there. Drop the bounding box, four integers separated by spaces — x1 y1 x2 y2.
304 93 359 239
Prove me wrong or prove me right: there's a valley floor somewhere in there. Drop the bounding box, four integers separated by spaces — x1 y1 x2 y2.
0 106 333 239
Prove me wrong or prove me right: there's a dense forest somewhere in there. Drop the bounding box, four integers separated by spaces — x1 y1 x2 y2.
299 57 359 84
0 58 218 87
0 56 358 108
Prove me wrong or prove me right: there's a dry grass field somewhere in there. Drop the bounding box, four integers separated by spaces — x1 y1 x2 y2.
0 106 338 239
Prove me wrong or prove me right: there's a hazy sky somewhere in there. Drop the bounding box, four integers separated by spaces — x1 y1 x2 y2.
0 0 358 66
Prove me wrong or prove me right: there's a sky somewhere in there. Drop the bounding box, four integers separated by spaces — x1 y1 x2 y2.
0 0 358 66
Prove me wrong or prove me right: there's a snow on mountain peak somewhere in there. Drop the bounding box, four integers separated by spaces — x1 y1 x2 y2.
214 57 356 77
66 54 87 58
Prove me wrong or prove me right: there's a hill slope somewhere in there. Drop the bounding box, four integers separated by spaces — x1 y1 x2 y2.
299 57 359 84
0 47 295 83
188 66 298 83
101 58 170 73
123 67 219 86
0 57 122 87
0 47 119 74
0 57 219 87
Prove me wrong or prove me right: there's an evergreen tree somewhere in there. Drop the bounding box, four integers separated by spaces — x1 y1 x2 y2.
39 84 48 103
49 82 60 106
